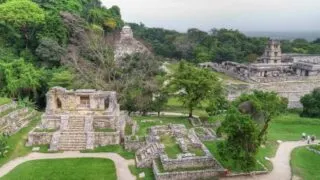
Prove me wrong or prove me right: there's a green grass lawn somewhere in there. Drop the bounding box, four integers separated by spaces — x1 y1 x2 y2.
268 113 320 141
291 147 320 180
1 158 116 180
133 115 192 136
0 113 41 167
81 145 135 160
160 135 182 159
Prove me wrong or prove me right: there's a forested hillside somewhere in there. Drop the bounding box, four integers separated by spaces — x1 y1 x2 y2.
0 0 124 107
129 23 320 63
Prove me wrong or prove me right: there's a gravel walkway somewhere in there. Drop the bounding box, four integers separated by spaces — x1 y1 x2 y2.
221 140 319 180
0 152 136 180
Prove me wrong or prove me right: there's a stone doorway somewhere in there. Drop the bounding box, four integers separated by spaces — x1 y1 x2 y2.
56 98 62 109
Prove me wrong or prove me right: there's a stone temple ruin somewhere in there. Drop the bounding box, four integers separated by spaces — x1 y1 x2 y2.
124 123 224 180
27 87 123 151
114 25 150 61
200 40 320 83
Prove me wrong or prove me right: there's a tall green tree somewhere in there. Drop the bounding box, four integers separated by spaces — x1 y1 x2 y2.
234 91 288 143
0 0 45 48
169 61 223 117
218 108 260 171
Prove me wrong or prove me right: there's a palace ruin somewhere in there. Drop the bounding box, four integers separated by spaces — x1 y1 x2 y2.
200 40 320 108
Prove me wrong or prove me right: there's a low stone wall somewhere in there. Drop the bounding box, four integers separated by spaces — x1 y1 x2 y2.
26 131 53 146
124 136 146 151
153 161 224 180
161 155 218 171
94 131 120 146
0 102 16 114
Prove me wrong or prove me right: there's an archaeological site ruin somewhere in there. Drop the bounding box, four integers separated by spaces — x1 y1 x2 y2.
27 87 123 151
200 40 320 108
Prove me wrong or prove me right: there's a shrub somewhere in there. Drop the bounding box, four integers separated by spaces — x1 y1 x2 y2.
300 88 320 118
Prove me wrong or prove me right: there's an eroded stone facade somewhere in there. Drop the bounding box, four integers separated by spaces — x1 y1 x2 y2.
27 87 122 151
114 25 150 61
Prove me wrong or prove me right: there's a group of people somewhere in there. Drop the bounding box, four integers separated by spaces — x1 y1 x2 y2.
301 133 316 144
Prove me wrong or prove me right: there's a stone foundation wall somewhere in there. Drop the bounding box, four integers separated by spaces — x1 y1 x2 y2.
93 116 116 129
41 115 61 129
26 131 53 146
94 131 120 146
161 156 218 171
124 137 146 151
153 161 223 180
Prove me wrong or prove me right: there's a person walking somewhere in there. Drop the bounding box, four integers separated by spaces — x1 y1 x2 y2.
307 135 311 144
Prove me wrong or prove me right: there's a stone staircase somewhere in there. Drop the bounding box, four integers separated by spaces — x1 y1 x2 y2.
136 142 164 168
58 116 87 151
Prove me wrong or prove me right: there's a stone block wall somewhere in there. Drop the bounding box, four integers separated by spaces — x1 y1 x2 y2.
93 116 116 129
124 136 146 151
94 131 120 146
160 155 218 171
26 131 53 146
153 161 224 180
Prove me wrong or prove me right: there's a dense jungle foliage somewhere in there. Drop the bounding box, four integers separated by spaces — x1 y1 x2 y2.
129 23 320 63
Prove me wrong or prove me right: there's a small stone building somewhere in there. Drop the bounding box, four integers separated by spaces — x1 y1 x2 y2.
27 87 124 151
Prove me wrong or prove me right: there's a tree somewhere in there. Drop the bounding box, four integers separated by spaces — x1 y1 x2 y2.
48 69 75 89
234 91 288 143
300 88 320 118
0 58 44 98
218 108 260 171
151 91 169 117
36 38 66 67
169 61 222 117
0 0 45 48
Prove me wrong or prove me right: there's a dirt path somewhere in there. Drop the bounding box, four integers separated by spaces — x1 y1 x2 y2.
221 140 319 180
0 152 136 180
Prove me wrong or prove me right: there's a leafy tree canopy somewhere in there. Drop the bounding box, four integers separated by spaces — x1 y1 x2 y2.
0 0 45 29
169 61 224 117
300 88 320 118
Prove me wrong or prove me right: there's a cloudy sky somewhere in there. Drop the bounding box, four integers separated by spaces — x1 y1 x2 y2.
102 0 319 32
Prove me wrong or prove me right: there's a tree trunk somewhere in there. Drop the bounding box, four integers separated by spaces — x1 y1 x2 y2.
157 111 160 117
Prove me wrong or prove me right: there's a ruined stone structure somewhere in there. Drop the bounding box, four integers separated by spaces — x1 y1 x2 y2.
200 40 320 108
0 101 37 135
200 40 320 83
114 25 150 61
27 87 122 151
127 124 224 180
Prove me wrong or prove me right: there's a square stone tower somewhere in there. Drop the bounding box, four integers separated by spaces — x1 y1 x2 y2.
260 40 282 64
